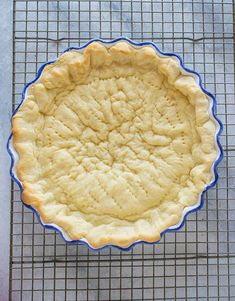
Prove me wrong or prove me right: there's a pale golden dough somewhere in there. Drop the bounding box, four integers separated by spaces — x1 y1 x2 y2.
12 42 218 248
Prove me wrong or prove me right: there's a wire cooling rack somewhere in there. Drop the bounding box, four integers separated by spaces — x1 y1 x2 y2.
9 0 235 300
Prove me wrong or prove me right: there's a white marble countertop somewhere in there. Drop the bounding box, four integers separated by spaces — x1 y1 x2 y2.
0 1 13 299
1 1 235 300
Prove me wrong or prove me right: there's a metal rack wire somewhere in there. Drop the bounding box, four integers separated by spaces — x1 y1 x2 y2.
10 0 235 300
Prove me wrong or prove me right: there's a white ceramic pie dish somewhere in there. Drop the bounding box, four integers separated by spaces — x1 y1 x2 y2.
7 37 223 251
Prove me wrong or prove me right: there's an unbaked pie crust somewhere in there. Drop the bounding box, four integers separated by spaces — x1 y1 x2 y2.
12 41 218 248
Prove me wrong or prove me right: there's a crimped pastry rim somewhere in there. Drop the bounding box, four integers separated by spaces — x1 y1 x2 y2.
7 37 223 251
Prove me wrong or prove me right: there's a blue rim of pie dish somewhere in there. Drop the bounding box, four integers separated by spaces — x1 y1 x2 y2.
7 37 223 251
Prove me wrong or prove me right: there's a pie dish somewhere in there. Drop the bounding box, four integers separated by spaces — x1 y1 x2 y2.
8 38 223 250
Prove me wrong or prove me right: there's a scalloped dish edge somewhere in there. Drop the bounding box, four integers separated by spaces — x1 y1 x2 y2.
7 37 223 251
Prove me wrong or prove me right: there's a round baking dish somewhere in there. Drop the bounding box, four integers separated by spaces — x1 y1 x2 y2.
7 37 223 251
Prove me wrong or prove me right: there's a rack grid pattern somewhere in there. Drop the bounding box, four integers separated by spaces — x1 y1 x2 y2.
10 1 235 300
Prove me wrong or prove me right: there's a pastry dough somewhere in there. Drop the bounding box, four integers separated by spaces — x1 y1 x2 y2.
12 41 218 248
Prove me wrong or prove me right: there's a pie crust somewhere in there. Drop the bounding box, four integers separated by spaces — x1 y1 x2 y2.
12 41 219 248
